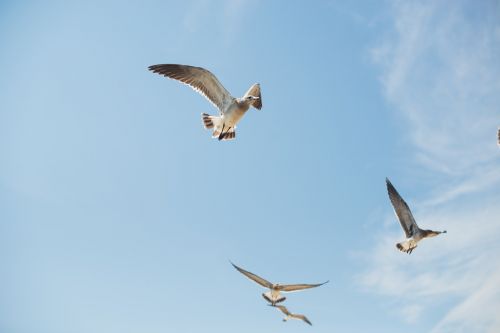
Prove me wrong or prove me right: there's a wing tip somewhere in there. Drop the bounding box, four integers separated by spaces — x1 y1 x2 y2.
148 64 161 72
386 178 397 195
147 64 180 73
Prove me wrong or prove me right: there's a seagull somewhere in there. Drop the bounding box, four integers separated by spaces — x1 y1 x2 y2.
231 262 328 305
386 178 446 254
270 305 312 326
148 64 262 141
497 128 499 146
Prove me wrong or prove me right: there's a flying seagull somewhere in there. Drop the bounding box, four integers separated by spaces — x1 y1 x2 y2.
386 178 446 254
231 262 328 305
270 305 312 326
148 64 262 141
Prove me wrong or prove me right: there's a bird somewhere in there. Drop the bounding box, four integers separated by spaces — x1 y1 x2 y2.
497 128 499 146
230 262 328 305
386 178 446 254
148 64 262 141
270 305 312 326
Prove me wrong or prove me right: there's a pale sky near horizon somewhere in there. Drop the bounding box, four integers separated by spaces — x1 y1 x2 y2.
1 1 500 333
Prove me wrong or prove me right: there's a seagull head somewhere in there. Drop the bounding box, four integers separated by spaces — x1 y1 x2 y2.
238 95 261 108
424 229 446 238
246 95 260 102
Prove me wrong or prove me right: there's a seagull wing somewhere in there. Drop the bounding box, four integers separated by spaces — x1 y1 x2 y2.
386 178 419 238
148 64 233 114
292 314 312 326
274 305 291 316
231 262 273 289
278 280 329 292
243 83 262 110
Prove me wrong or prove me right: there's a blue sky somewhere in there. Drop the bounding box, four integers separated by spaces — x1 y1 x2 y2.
1 1 499 332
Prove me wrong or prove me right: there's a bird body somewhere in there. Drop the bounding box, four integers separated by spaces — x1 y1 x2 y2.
202 97 255 139
230 262 328 305
386 178 446 254
263 289 286 305
396 235 419 254
148 64 261 140
396 229 444 253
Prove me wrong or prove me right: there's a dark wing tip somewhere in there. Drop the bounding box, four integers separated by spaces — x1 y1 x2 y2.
148 64 183 74
386 177 392 187
386 178 398 195
317 280 329 287
148 64 164 72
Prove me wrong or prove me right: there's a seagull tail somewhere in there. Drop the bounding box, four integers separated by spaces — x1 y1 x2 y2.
215 129 235 141
201 114 236 140
201 113 217 129
396 240 416 254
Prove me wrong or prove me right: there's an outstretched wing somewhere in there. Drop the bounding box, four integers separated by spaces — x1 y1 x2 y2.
231 262 273 289
148 64 233 114
274 305 291 316
386 178 419 238
293 314 312 326
278 280 329 292
243 83 262 110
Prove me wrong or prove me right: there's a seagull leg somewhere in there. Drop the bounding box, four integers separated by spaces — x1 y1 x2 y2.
219 126 231 141
218 124 226 141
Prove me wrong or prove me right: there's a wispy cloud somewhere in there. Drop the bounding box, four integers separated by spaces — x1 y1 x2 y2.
373 0 500 177
182 0 211 33
431 266 500 333
182 0 257 43
362 0 500 331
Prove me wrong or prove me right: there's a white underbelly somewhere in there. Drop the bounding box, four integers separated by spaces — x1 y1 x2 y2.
404 238 418 248
264 290 282 301
222 109 246 127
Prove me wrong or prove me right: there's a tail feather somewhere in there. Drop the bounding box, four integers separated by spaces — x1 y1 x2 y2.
396 240 416 254
275 296 286 304
202 113 215 129
262 293 272 304
223 131 236 140
261 293 286 305
202 113 236 140
213 128 236 141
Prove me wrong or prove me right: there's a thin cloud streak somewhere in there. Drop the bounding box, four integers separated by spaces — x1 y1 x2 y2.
362 0 500 331
182 0 257 44
372 0 500 177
